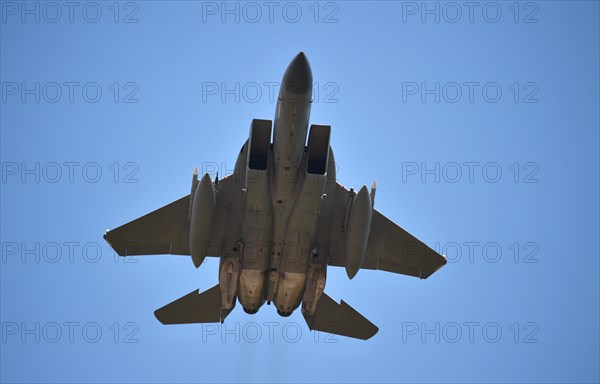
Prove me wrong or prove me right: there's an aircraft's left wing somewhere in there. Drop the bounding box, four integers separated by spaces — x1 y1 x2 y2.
327 183 446 279
361 209 446 279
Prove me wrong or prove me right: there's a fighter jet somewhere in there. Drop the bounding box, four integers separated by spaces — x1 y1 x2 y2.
103 52 446 340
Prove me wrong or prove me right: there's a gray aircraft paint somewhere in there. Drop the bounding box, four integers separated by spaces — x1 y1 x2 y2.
104 53 447 340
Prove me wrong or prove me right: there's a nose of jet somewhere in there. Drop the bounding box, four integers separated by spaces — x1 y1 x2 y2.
281 52 313 96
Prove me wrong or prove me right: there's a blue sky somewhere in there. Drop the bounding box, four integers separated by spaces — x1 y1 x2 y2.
1 1 599 383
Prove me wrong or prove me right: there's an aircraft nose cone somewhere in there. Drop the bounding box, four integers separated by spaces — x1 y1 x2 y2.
281 52 313 96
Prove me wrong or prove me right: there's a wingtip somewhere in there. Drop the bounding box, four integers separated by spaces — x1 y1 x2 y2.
419 253 448 279
154 309 165 324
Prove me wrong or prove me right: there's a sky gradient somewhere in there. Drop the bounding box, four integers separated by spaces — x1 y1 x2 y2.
1 1 599 383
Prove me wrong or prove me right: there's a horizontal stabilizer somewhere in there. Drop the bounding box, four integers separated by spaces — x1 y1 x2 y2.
154 284 233 324
303 293 378 340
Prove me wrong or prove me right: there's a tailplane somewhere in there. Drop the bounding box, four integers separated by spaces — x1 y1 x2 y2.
154 284 234 324
302 292 378 340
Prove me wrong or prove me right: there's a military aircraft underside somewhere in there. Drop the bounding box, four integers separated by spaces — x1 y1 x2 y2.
104 53 447 340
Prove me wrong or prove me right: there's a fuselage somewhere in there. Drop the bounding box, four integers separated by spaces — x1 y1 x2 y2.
225 52 329 317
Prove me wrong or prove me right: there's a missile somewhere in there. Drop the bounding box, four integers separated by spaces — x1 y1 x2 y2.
192 166 199 188
342 187 355 233
188 167 199 221
370 180 376 208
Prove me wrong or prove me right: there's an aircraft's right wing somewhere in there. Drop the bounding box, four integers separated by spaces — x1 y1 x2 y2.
104 174 241 257
104 195 191 256
327 183 446 279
